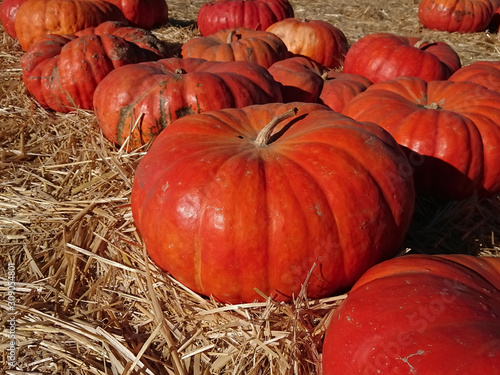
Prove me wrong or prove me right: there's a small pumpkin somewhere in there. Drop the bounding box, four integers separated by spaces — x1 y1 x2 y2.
0 0 29 38
418 0 496 33
267 56 326 103
342 76 500 199
21 21 170 113
181 27 288 69
14 0 128 51
267 57 372 108
196 0 294 36
131 102 415 303
266 18 349 69
342 33 461 83
106 0 168 29
322 254 500 375
319 71 372 113
448 60 500 93
93 58 284 149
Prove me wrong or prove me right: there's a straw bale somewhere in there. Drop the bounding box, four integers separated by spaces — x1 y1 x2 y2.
1 0 499 374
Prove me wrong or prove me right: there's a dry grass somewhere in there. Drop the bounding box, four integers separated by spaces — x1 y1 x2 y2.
1 0 499 374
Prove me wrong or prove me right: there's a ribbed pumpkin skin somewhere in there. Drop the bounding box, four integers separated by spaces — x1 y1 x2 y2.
342 77 500 199
21 22 168 113
181 27 288 69
130 102 415 304
0 0 28 38
197 0 294 36
93 58 284 149
322 254 500 375
449 60 500 93
342 33 461 83
14 0 127 51
267 56 326 103
266 18 349 69
106 0 168 28
418 0 495 33
319 71 372 113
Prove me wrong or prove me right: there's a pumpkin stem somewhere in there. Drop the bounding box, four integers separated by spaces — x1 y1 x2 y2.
413 39 426 49
321 71 329 81
175 68 186 75
413 38 437 50
422 102 442 110
252 107 298 147
227 30 237 44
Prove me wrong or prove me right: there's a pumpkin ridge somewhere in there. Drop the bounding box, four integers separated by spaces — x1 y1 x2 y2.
192 147 270 297
271 149 343 251
272 141 403 288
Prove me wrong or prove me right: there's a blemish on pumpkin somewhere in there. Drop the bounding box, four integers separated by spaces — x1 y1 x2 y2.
398 350 426 374
175 106 195 118
312 204 322 216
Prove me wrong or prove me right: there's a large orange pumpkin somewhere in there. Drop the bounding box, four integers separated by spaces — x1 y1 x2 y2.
14 0 127 51
93 58 284 149
130 102 415 304
342 76 500 199
322 254 500 375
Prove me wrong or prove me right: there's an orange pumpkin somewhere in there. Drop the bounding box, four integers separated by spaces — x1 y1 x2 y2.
21 21 170 113
181 27 288 69
266 18 349 69
131 102 415 303
93 58 284 149
14 0 127 51
448 60 500 93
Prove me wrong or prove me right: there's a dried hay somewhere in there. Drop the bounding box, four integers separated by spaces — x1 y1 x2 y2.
1 0 499 374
